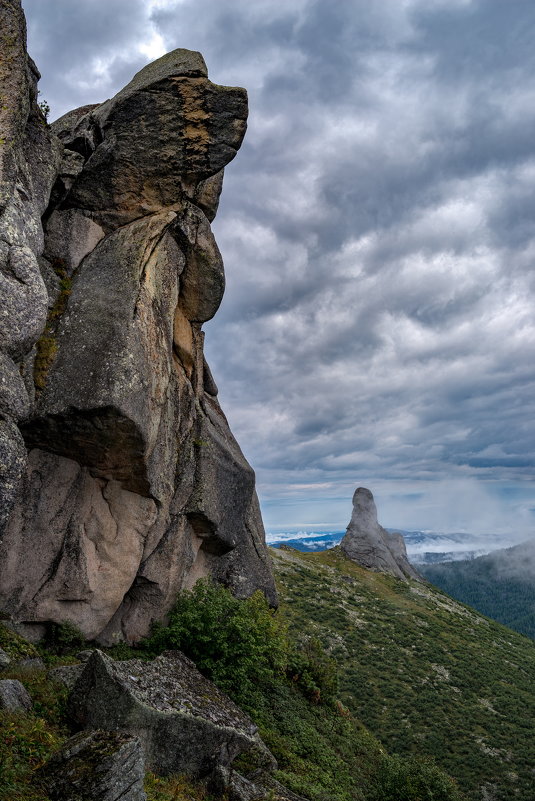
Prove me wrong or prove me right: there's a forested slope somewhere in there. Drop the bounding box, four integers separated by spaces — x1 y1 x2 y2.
421 541 535 640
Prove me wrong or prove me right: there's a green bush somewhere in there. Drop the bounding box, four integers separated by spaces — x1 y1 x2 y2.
145 580 343 711
0 624 40 661
371 754 464 801
287 636 339 704
144 580 289 706
44 622 85 655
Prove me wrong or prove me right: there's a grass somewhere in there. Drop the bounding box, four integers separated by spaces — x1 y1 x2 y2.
0 666 69 801
7 556 527 801
142 579 463 801
271 546 535 801
0 623 40 661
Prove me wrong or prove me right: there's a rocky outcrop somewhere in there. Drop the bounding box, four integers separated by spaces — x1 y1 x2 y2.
67 650 275 780
0 678 32 711
341 488 421 581
0 1 276 643
40 730 146 801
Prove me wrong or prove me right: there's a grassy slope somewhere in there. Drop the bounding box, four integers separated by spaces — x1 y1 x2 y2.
1 621 460 801
272 546 535 801
420 544 535 640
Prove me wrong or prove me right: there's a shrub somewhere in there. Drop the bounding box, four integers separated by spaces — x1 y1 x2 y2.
44 622 85 655
366 751 463 801
144 580 289 706
286 636 339 704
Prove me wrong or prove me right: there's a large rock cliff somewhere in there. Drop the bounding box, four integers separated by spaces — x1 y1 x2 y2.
341 488 421 581
0 0 275 644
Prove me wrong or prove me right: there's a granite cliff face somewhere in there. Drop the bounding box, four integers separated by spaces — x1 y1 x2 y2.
0 0 275 644
341 488 421 581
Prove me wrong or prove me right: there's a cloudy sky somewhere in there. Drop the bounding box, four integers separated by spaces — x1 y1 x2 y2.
22 0 535 539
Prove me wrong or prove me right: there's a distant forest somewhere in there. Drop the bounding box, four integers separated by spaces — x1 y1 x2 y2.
421 542 535 640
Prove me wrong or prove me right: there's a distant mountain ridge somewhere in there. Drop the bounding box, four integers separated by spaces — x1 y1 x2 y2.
268 529 511 564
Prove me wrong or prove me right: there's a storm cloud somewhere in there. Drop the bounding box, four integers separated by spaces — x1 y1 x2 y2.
22 0 535 537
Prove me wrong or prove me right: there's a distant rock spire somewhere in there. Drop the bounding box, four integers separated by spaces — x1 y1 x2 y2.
341 488 421 581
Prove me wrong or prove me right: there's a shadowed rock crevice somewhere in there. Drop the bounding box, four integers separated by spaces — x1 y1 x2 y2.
21 406 151 496
0 11 276 642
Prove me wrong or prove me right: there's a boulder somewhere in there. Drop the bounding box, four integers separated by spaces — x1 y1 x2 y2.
68 650 275 779
212 769 308 801
341 488 421 581
40 729 146 801
48 663 85 691
0 678 32 711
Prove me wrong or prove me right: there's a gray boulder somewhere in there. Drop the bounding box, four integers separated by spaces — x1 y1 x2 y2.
0 678 32 711
341 488 421 581
68 650 275 779
48 663 85 691
40 729 146 801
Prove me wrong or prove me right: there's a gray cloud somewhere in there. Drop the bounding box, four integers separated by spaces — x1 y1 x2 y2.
21 0 535 536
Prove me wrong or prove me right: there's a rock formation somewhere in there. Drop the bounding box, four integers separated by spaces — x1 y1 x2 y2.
67 650 274 780
0 0 276 644
40 730 147 801
0 677 32 711
341 488 421 581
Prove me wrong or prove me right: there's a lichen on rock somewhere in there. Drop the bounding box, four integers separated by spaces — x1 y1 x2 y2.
67 650 275 780
40 729 147 801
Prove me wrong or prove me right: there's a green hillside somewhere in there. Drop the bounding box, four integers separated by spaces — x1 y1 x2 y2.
272 546 535 801
1 594 463 801
420 542 535 640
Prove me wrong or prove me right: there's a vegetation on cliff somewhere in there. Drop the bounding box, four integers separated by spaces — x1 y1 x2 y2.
144 580 462 801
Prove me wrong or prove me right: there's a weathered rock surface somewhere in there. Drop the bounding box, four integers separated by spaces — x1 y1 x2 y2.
40 729 146 801
48 663 85 691
68 650 275 780
0 678 32 711
0 1 61 529
0 648 10 670
0 1 276 643
341 488 421 581
213 770 308 801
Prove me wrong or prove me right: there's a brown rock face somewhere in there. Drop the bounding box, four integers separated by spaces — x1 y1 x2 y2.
341 488 421 582
0 2 276 643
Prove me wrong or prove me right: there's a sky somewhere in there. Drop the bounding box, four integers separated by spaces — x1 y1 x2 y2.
21 0 535 540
